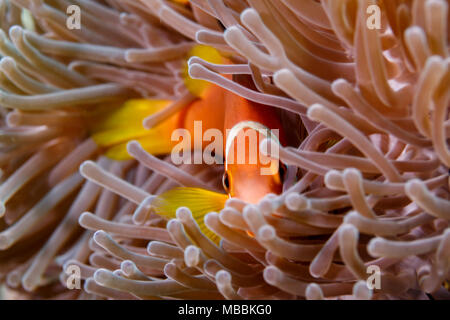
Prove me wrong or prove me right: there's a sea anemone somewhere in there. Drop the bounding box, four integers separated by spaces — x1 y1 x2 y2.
0 0 449 300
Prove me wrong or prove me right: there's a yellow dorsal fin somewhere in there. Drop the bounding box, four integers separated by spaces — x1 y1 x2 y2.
90 99 179 160
153 187 228 244
183 45 223 97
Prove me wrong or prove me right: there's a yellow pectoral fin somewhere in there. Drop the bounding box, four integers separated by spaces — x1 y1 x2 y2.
153 187 228 244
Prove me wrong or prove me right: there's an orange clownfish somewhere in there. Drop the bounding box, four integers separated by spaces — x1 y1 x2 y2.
90 46 288 242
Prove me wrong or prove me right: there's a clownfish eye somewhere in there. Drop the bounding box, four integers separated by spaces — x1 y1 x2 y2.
222 171 230 193
278 162 288 183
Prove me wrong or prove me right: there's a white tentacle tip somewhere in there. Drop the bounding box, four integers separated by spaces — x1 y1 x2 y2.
324 169 343 189
215 270 231 284
343 211 359 224
306 103 325 121
93 229 109 244
121 260 136 276
263 266 281 285
353 280 373 300
8 25 23 39
339 223 359 238
367 237 383 257
93 268 111 285
240 8 259 23
223 25 243 43
0 56 16 70
258 225 276 241
187 62 203 79
79 160 97 176
204 211 216 223
242 204 259 220
126 140 141 156
78 211 92 227
306 283 324 300
176 206 193 221
404 25 424 37
331 78 349 91
285 192 308 211
404 179 425 196
184 245 200 267
273 68 293 85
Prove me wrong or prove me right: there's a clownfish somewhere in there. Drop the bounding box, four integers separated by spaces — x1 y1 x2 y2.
90 46 288 242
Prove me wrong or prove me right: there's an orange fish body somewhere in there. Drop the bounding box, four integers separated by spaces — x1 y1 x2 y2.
91 73 287 243
177 74 286 203
222 75 286 203
92 42 287 207
89 46 288 242
180 83 227 151
93 79 286 204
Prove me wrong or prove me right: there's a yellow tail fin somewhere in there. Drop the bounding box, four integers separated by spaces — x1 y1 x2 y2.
90 45 225 160
91 99 179 160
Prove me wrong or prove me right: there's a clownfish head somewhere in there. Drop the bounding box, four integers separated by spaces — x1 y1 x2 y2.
223 121 287 204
